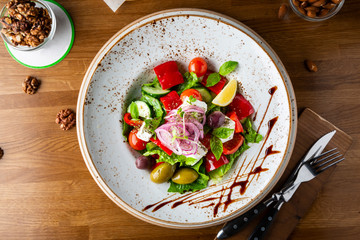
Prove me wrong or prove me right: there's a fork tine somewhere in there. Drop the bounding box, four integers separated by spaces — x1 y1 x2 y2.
316 157 345 173
313 152 342 168
310 148 337 164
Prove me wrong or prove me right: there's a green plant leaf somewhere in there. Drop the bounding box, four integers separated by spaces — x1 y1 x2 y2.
210 135 223 160
206 73 221 87
212 127 234 139
219 61 238 76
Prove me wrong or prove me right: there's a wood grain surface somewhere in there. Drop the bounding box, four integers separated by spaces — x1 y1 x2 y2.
0 0 359 239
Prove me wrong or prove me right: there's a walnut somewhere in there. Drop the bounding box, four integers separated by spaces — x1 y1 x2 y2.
0 147 3 160
0 0 52 47
22 76 40 94
55 109 76 130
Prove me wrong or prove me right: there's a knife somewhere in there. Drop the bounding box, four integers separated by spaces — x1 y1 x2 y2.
216 130 336 240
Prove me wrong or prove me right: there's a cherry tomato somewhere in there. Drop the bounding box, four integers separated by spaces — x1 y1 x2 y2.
205 152 229 172
180 89 202 102
227 111 244 133
188 57 208 77
223 133 244 155
128 130 147 150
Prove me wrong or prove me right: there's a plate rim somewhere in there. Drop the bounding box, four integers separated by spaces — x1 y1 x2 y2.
76 8 297 229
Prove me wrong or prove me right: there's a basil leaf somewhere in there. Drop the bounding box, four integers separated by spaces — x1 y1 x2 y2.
212 127 234 139
242 118 263 143
210 135 223 160
219 61 238 76
129 102 139 119
122 120 131 141
176 72 200 94
206 73 221 87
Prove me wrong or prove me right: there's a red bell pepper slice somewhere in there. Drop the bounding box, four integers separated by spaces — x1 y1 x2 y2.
150 138 173 155
154 61 184 90
205 151 229 172
160 91 182 112
123 113 143 127
228 94 255 120
227 111 243 133
201 70 227 94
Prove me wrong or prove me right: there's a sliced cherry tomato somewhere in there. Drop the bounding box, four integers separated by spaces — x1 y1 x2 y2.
201 70 227 94
154 61 184 89
123 113 143 127
200 132 212 150
180 89 202 102
227 111 243 133
128 130 147 150
160 91 182 112
228 94 255 120
188 57 208 77
205 152 229 172
223 133 244 155
150 138 173 155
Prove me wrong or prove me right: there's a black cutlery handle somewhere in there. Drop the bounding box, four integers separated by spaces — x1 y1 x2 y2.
217 201 270 239
247 204 281 240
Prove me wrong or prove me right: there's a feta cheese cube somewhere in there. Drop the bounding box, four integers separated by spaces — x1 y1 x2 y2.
136 122 153 142
181 96 207 112
186 142 208 165
215 116 236 143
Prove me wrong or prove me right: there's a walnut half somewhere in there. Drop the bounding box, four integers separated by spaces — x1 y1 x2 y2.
22 76 40 94
55 109 76 131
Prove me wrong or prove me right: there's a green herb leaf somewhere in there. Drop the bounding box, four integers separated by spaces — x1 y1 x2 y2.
122 120 131 142
242 118 263 143
129 102 139 119
210 135 223 160
143 77 160 87
176 72 200 94
188 95 196 103
206 73 221 87
212 127 234 139
143 148 195 165
219 61 238 76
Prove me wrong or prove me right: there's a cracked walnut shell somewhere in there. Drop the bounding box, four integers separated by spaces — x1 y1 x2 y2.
22 76 40 94
56 109 76 130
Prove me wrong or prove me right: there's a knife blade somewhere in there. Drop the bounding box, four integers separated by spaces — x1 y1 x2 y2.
216 130 336 240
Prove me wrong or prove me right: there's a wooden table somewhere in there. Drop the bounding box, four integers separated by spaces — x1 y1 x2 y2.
0 0 359 239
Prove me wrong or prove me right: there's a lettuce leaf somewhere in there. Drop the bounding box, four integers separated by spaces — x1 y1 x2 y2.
143 148 197 165
209 142 250 182
168 160 209 194
176 72 201 94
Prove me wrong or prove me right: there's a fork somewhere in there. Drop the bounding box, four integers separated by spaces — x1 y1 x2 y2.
248 149 345 240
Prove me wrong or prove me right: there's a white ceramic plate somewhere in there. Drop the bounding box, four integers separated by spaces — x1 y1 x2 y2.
77 9 297 229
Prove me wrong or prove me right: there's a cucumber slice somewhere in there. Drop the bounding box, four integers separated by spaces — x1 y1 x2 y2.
127 101 151 119
194 87 213 103
142 85 170 97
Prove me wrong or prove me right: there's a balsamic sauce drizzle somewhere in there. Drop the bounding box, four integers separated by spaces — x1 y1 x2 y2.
142 86 281 217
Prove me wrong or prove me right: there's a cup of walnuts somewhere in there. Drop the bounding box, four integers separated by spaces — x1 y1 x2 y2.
0 0 56 51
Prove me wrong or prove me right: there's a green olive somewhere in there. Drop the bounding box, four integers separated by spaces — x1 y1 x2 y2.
171 168 198 185
150 162 176 184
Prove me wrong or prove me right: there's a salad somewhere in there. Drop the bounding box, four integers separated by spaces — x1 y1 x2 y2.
122 57 262 194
